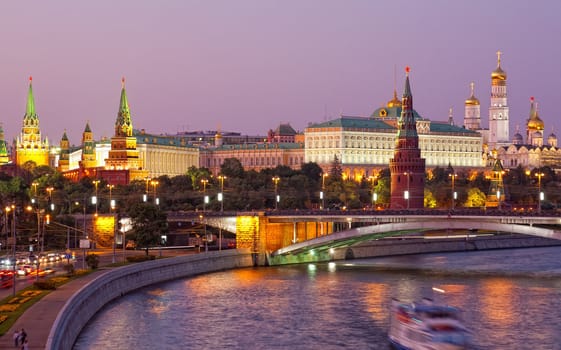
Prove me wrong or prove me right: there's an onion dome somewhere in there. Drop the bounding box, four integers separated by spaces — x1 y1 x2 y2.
491 51 507 81
527 97 544 130
465 82 480 105
512 132 523 145
386 89 402 108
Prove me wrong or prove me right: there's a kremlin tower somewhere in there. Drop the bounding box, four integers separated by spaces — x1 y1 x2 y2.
105 77 142 170
16 77 50 167
488 51 510 149
103 77 147 184
80 121 97 169
389 67 425 209
58 131 70 172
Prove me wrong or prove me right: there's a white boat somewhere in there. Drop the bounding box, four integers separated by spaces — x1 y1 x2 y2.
388 298 471 350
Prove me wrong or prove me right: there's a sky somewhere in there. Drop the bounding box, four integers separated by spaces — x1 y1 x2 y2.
1 1 560 146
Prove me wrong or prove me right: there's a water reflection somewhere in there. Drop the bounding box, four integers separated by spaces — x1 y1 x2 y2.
75 247 561 350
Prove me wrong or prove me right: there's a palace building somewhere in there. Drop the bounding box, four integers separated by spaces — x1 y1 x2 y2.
305 85 482 181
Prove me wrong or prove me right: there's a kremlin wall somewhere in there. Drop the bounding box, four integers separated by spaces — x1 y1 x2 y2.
1 53 561 190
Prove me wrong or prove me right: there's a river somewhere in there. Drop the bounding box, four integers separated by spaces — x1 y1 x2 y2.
74 246 561 350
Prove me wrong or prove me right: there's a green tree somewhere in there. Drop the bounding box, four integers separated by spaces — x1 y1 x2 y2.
221 158 245 178
128 202 168 256
464 187 487 208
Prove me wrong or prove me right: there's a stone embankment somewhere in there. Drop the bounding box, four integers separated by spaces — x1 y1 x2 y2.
46 249 255 350
339 234 561 260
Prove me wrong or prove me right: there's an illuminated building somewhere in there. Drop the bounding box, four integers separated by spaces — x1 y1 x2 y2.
389 67 425 209
488 50 510 149
58 131 70 172
200 142 304 175
16 77 50 167
80 122 97 169
305 86 482 181
0 125 10 165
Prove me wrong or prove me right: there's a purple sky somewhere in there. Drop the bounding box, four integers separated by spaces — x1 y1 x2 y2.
1 1 560 145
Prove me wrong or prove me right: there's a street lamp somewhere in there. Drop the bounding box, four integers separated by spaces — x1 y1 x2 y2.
31 181 38 204
6 205 16 296
535 171 545 214
107 184 116 263
449 173 458 210
320 173 328 210
403 172 410 209
92 180 100 216
272 176 280 210
151 180 159 205
217 175 227 212
368 175 378 209
201 179 208 212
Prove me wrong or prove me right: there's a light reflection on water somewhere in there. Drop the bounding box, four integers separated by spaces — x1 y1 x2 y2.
74 247 561 350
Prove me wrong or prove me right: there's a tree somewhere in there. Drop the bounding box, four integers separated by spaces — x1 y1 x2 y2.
128 202 168 256
329 155 343 181
464 187 487 208
221 158 245 178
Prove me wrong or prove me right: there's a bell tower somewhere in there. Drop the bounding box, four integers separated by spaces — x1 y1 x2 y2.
488 51 509 149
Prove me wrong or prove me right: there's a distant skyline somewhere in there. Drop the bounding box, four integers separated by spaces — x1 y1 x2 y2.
1 1 560 145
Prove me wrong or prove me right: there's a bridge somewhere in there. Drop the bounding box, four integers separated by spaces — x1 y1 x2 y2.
167 210 561 265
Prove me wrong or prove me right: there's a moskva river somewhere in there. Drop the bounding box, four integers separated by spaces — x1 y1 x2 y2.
74 246 561 350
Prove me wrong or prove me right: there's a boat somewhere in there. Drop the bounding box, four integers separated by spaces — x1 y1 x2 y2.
388 297 471 350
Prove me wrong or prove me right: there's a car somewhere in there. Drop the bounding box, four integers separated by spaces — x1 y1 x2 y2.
47 253 61 262
16 265 33 276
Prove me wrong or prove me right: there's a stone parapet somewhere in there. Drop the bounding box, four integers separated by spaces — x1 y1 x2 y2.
46 249 254 350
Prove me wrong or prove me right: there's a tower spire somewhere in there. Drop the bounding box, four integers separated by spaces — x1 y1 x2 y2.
115 76 133 137
25 76 37 120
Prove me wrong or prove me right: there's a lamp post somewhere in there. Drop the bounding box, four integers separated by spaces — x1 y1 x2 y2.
107 184 116 263
201 179 208 212
151 180 159 205
320 173 328 210
6 205 16 296
536 171 545 214
272 176 280 210
92 180 100 216
403 172 410 209
368 175 378 209
449 173 458 210
217 175 226 212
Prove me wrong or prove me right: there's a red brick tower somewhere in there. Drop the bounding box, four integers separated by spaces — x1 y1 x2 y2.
389 67 425 209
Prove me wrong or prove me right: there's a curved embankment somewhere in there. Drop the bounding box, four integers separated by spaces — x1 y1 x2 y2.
46 249 255 350
340 234 561 260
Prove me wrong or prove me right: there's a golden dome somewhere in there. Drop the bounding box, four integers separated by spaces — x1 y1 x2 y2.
527 118 544 130
527 98 544 130
386 89 402 108
491 50 507 81
465 82 480 105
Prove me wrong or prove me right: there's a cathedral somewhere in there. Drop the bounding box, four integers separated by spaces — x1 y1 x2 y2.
463 52 561 171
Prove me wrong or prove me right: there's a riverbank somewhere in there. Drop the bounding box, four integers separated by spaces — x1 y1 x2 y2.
339 234 561 260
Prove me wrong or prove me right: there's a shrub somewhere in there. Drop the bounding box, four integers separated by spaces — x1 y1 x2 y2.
126 255 156 263
85 254 99 269
34 280 57 290
63 263 75 275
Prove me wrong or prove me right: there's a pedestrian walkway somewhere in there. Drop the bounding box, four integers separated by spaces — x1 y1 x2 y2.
0 269 109 350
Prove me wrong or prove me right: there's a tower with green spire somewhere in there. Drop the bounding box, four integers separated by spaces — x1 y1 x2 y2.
0 124 9 165
16 76 50 167
389 67 426 209
58 130 70 172
80 121 97 169
105 78 146 179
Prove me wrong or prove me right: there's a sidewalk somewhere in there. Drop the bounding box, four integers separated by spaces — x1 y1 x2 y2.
0 269 109 350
